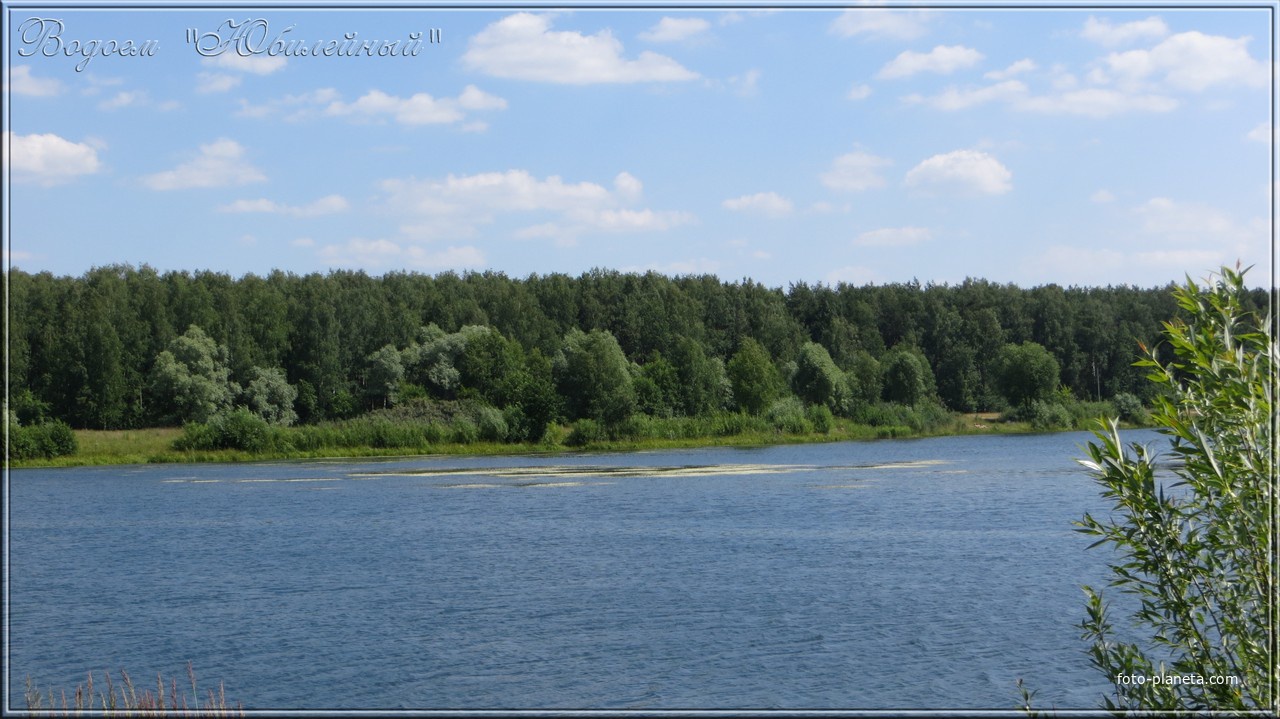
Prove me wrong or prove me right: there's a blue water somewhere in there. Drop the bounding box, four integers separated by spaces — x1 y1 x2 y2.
7 430 1162 710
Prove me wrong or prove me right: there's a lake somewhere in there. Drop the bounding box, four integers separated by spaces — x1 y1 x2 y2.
7 429 1163 711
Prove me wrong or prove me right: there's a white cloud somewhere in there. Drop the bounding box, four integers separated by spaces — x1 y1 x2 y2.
624 258 722 276
328 90 463 124
196 72 241 94
98 90 146 110
238 86 504 127
236 88 341 120
825 265 880 286
5 131 101 186
984 58 1037 81
291 237 315 247
877 45 983 79
1247 122 1274 144
1102 31 1268 92
7 65 63 96
613 171 643 203
854 226 931 247
905 150 1012 196
905 80 1027 111
1091 189 1116 203
640 17 710 43
143 138 266 190
202 53 286 75
722 191 794 218
847 83 872 100
380 168 689 245
728 69 761 97
1136 197 1240 242
318 238 488 271
830 7 930 41
219 194 349 217
1080 16 1168 47
821 150 892 192
463 13 699 84
1016 88 1177 117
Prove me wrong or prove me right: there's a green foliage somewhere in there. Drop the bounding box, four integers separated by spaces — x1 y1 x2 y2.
241 366 298 426
363 344 404 409
766 397 813 434
9 420 78 459
473 405 509 442
149 325 236 424
554 328 636 426
806 404 835 434
1073 267 1274 712
881 346 934 406
668 336 726 416
792 341 848 411
13 265 1226 430
565 418 606 447
1110 391 1149 425
1028 400 1072 431
727 337 782 415
175 407 274 452
844 350 883 407
994 341 1059 409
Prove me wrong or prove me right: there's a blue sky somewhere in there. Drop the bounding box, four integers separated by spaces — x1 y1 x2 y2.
4 3 1273 288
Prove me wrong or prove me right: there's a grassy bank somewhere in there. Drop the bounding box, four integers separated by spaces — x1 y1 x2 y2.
6 411 1070 469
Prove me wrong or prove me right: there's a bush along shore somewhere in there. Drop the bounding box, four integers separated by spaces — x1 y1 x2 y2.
10 392 1152 469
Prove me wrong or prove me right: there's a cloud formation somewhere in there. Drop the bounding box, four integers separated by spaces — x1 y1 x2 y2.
143 138 266 190
878 45 982 79
463 13 699 84
6 131 101 186
722 191 794 218
219 195 349 217
640 17 710 43
821 150 892 192
829 7 930 40
7 65 63 97
905 150 1012 195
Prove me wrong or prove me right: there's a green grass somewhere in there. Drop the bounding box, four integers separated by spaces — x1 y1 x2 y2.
8 409 1144 469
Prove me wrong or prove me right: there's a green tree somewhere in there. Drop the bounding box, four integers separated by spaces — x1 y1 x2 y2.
1073 267 1274 712
363 344 405 409
553 328 636 426
668 336 723 416
792 341 847 410
994 341 1059 409
241 366 298 426
149 325 236 424
727 337 782 415
881 346 934 406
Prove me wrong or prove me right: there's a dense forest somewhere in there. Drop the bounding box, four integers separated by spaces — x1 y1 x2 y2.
6 264 1267 438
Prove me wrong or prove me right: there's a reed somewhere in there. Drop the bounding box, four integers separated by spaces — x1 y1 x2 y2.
23 663 242 717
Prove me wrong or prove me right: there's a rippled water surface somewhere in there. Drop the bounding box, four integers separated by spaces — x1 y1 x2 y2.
8 430 1161 710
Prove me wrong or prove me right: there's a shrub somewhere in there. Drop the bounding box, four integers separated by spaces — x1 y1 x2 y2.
1072 266 1274 711
450 418 478 444
565 418 605 447
1028 400 1072 431
175 407 272 452
1110 391 1149 425
766 397 813 434
473 405 509 442
807 404 835 434
9 420 78 460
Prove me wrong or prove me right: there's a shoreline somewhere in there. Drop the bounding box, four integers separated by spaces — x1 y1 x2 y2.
8 414 1141 470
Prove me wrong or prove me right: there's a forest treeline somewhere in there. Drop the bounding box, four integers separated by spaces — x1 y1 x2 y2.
8 264 1265 435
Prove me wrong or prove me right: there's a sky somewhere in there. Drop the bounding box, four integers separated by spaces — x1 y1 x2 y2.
3 2 1274 289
